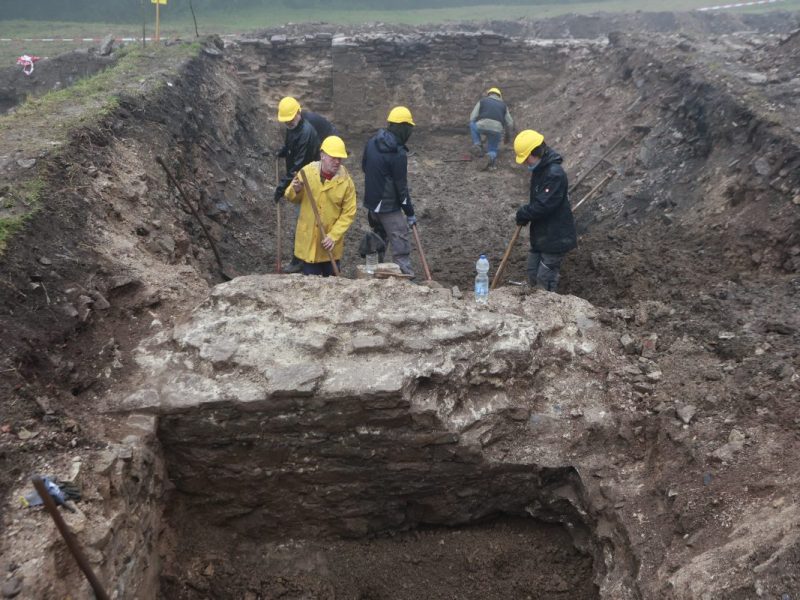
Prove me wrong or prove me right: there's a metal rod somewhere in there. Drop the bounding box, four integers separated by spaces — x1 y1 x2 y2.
156 156 230 280
32 477 110 600
573 172 614 212
569 135 626 194
189 0 199 37
298 170 340 276
411 224 433 281
491 224 522 291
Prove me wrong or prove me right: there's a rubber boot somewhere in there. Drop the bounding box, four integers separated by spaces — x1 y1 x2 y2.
284 255 303 274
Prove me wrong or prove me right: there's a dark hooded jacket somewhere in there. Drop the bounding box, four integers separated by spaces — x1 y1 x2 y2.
361 128 414 216
301 110 338 142
515 147 577 254
275 117 320 199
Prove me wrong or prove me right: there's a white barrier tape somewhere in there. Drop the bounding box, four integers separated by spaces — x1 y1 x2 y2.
0 37 149 42
698 0 784 11
1 34 239 43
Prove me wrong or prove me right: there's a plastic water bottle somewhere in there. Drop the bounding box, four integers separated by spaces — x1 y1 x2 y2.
475 254 489 304
365 252 378 274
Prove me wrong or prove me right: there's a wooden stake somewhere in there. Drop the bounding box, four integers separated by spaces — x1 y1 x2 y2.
491 224 522 291
411 224 433 281
155 1 160 43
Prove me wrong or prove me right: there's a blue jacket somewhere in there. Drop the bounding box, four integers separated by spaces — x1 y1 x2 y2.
361 129 414 216
516 147 577 254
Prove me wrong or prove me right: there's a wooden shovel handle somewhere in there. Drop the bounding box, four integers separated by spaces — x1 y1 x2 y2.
411 223 433 281
491 224 522 290
299 169 340 276
275 158 282 273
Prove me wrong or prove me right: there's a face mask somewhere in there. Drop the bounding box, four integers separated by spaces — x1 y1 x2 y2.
527 159 541 171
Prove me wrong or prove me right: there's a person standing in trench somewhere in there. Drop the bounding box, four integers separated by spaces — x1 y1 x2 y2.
274 96 321 273
513 129 577 292
361 106 417 278
285 136 357 276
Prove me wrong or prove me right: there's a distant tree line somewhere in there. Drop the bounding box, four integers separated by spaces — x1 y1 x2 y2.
4 0 603 22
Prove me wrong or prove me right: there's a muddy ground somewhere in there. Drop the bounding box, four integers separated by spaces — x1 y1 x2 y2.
0 10 799 600
161 518 596 599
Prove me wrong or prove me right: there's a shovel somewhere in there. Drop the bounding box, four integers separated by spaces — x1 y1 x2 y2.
156 156 238 281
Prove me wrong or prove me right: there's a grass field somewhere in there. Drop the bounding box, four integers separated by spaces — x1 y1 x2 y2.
1 0 798 65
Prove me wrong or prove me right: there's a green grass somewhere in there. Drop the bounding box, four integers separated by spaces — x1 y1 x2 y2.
1 1 797 63
1 0 798 41
0 42 201 254
0 178 44 254
2 42 200 131
0 215 28 253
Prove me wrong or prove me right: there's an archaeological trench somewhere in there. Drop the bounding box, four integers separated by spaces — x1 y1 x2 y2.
1 11 800 600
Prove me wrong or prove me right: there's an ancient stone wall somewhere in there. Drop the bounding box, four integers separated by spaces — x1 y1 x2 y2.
231 32 602 135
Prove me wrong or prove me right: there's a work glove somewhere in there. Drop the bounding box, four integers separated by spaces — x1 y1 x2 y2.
276 146 288 158
274 185 286 203
407 215 417 227
515 207 530 226
55 479 82 501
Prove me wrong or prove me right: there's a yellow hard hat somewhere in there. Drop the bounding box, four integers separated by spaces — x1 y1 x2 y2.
320 135 348 159
487 87 502 97
514 130 545 164
387 106 415 126
277 96 301 122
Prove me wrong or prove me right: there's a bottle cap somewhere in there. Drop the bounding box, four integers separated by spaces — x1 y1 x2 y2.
479 254 486 259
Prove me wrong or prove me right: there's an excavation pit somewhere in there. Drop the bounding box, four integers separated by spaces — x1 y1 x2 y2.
114 275 635 597
1 14 799 600
156 397 599 599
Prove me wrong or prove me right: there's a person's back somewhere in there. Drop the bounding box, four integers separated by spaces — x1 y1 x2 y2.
469 87 513 169
302 110 337 142
475 95 508 127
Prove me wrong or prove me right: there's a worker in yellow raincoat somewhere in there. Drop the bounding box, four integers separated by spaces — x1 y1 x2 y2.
285 135 357 276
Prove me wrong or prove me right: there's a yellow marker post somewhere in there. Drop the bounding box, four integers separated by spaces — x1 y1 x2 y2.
152 0 167 43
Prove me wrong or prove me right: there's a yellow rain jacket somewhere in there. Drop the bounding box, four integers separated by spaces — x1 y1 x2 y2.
285 161 357 263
